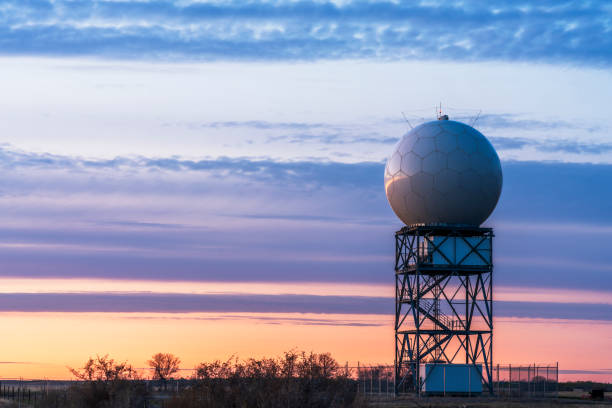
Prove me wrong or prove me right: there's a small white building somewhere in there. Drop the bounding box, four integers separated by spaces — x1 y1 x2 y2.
419 363 483 395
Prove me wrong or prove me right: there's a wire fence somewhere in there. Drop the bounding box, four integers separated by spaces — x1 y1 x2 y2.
0 380 70 405
0 363 559 403
352 363 559 398
0 379 189 407
494 364 559 398
352 365 396 397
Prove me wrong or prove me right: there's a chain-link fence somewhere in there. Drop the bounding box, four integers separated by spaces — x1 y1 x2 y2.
352 365 396 397
494 364 558 397
352 363 558 398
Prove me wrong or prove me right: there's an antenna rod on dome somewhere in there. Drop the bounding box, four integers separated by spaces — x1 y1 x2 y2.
470 110 482 127
401 112 413 129
437 102 448 121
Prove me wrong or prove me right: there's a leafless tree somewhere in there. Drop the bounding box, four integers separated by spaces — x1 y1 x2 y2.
69 354 138 382
317 352 340 378
148 352 181 390
68 355 145 408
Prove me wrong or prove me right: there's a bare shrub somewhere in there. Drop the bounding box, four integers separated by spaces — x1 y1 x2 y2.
59 355 148 408
148 353 181 391
170 350 360 408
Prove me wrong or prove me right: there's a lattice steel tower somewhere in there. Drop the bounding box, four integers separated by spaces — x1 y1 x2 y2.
383 115 502 395
394 225 494 394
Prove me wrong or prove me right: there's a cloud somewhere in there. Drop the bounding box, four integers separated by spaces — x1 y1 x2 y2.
474 114 602 133
422 113 611 154
165 120 399 147
488 137 612 154
266 133 398 146
0 292 610 322
169 115 610 153
0 292 390 314
0 145 385 188
173 121 329 130
1 145 612 291
495 301 612 322
559 369 612 375
120 313 385 327
495 161 612 225
0 1 610 65
488 137 533 150
535 140 612 155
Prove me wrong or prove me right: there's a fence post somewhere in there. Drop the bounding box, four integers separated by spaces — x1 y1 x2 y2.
386 369 390 398
556 362 559 398
518 366 520 398
443 365 446 397
527 363 531 397
357 362 360 394
497 364 500 396
535 363 538 396
508 365 511 398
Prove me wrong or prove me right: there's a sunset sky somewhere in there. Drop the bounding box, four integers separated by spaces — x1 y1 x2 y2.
0 1 611 382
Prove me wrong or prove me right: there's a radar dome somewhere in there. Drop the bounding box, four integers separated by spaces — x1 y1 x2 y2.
384 119 502 226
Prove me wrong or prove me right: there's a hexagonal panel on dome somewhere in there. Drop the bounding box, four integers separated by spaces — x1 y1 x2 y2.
475 136 496 156
459 169 482 194
439 120 466 135
410 171 434 198
456 133 478 154
412 137 436 158
480 173 499 197
398 133 418 152
435 131 458 153
471 153 499 177
385 163 393 178
403 194 427 223
387 151 402 175
427 189 448 222
422 151 447 174
447 149 471 172
400 152 422 176
434 168 461 194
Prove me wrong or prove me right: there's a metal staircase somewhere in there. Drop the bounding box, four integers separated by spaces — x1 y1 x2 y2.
418 298 463 331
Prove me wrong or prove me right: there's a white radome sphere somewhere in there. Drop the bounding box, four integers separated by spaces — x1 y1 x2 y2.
384 119 502 226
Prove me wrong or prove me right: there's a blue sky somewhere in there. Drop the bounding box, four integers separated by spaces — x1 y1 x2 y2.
1 1 611 65
0 1 611 371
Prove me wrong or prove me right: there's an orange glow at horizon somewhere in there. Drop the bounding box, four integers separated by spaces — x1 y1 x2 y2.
0 311 610 382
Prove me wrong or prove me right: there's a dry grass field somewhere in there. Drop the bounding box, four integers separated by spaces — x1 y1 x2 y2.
364 396 612 408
